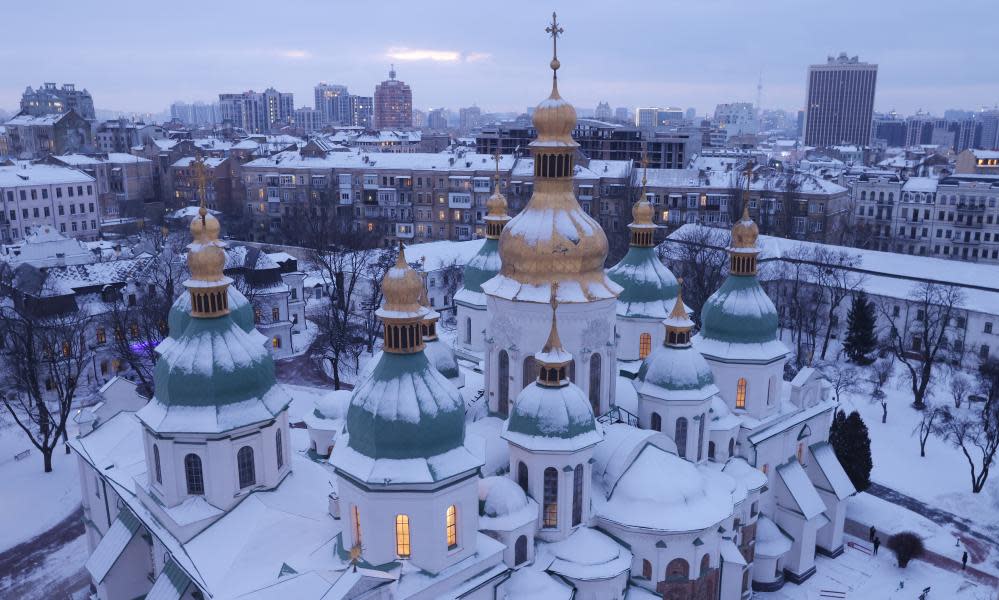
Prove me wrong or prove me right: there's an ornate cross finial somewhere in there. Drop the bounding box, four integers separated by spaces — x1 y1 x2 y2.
640 144 649 193
550 280 560 313
192 153 208 222
741 159 754 218
545 11 563 74
493 149 502 187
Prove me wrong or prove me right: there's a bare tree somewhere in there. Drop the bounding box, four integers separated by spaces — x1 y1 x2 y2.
818 361 861 404
657 225 728 325
880 282 964 410
435 258 464 328
361 247 397 353
809 248 865 360
870 355 894 423
936 399 999 493
0 269 96 472
913 402 944 458
948 371 972 409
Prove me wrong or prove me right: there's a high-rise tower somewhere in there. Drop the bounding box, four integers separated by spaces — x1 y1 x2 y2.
804 53 877 146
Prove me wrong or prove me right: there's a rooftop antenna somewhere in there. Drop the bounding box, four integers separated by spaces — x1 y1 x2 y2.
756 69 763 116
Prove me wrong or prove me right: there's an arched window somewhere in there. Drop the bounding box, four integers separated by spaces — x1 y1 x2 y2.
589 353 601 416
515 535 528 565
651 412 662 432
797 442 805 464
272 336 281 349
352 505 362 546
642 559 652 579
697 415 706 461
700 554 711 577
728 437 735 457
543 467 558 528
675 417 688 458
153 444 162 484
736 378 747 409
517 461 529 494
464 317 472 344
446 505 458 549
276 430 284 469
184 453 204 495
395 514 411 558
523 356 537 388
572 464 583 526
708 441 716 460
237 446 256 488
639 333 652 358
498 350 509 416
761 463 769 476
666 558 689 582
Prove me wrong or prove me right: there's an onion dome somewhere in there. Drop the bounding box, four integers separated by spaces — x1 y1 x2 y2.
697 182 783 353
457 155 510 307
548 527 632 583
137 185 287 434
419 278 463 386
634 285 719 401
334 245 477 482
607 160 679 319
503 286 602 451
484 21 620 304
598 444 734 532
485 154 512 240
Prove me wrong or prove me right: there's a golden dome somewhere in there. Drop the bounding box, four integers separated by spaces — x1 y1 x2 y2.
731 201 759 249
188 206 226 282
531 80 578 147
380 245 425 319
486 188 508 217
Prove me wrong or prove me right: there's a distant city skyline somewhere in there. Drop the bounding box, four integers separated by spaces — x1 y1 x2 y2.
2 1 997 118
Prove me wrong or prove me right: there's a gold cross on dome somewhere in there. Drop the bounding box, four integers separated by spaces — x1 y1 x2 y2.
545 12 563 62
493 149 501 183
550 280 560 312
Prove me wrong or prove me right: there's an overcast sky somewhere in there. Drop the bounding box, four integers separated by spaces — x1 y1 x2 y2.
3 0 997 117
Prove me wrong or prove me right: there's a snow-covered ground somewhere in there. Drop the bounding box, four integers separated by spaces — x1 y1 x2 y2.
758 534 995 600
0 418 81 553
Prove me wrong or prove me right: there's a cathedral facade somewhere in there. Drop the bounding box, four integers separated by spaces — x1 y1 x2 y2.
73 16 854 600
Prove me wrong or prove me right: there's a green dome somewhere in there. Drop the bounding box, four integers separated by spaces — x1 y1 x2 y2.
503 381 603 451
345 352 466 460
153 315 276 408
460 238 501 296
699 275 778 344
635 345 717 396
607 246 679 319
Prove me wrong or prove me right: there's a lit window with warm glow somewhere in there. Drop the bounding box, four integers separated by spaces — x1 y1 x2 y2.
272 336 281 349
446 505 457 549
639 333 652 358
395 514 411 558
736 378 747 409
761 463 769 475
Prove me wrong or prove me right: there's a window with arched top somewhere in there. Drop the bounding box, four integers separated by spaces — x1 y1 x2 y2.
675 417 688 458
728 438 735 457
797 442 806 465
700 554 711 577
184 453 204 495
515 535 528 565
276 430 284 469
464 317 471 344
736 378 747 409
572 464 583 526
589 353 601 416
446 505 458 549
642 559 652 579
639 333 652 358
153 444 162 484
543 467 558 528
708 441 716 460
517 461 529 494
237 446 256 488
498 350 509 416
395 514 411 558
651 412 662 432
523 356 537 388
697 415 705 461
665 558 689 582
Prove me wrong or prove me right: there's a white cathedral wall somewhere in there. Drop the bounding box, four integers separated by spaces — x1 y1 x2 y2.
564 571 629 600
336 474 479 574
597 520 720 594
98 531 153 600
455 302 489 353
704 356 785 420
507 444 595 543
615 316 663 362
707 426 739 463
637 396 711 463
485 296 617 417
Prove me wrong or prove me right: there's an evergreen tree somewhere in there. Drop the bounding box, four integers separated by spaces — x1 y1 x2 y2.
844 292 877 365
829 410 873 491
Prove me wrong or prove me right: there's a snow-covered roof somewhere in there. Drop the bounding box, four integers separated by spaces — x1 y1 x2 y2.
244 149 517 173
0 162 95 186
776 460 826 520
171 156 226 168
546 527 632 581
755 516 792 557
5 112 68 126
404 238 485 272
591 423 676 494
478 476 537 532
809 441 856 500
902 177 938 193
501 568 572 600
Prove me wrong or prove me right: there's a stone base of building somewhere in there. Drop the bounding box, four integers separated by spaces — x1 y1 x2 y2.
751 573 784 593
815 544 844 558
783 565 816 584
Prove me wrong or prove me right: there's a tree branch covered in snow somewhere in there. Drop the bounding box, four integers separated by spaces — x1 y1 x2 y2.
657 226 727 325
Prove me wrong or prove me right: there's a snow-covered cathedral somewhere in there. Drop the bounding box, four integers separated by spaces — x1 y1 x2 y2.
74 18 855 600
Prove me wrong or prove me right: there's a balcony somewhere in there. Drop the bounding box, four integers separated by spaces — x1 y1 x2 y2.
448 193 472 209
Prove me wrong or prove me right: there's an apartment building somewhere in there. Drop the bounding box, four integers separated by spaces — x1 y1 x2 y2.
47 153 155 219
4 111 94 158
169 156 232 212
0 162 100 242
852 172 999 263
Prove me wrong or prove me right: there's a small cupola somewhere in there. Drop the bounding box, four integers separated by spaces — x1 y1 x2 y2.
663 279 694 347
378 244 427 354
535 283 572 387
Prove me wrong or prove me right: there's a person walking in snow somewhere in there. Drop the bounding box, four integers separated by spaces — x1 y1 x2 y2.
873 537 881 555
869 525 876 542
962 551 968 570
